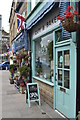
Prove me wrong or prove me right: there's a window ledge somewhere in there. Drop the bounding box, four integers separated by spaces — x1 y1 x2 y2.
33 76 54 87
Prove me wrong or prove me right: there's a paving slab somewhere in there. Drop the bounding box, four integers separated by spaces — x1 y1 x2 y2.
1 70 65 119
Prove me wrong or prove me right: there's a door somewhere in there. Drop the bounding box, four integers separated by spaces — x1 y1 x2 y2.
55 46 76 118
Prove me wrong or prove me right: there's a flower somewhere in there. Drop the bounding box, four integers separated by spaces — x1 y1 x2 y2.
57 5 80 32
74 10 78 15
57 6 79 22
65 11 72 18
64 10 68 15
57 16 64 21
60 17 65 21
57 16 60 20
68 5 73 10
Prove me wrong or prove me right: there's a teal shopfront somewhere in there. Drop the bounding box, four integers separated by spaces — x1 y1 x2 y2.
54 29 76 118
26 1 80 118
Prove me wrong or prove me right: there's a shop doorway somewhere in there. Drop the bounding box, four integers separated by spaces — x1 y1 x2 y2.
55 46 76 118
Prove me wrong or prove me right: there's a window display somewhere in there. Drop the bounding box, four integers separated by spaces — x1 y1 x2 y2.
35 33 53 82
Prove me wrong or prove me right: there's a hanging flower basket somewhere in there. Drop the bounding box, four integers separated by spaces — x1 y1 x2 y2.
57 6 80 32
61 16 80 32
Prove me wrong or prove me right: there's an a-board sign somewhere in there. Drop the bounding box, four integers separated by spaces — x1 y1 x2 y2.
29 84 38 100
27 83 40 107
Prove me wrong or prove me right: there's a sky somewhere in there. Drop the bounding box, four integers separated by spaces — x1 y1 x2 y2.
0 0 12 32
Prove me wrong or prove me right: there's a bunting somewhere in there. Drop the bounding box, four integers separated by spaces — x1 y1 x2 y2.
0 50 13 57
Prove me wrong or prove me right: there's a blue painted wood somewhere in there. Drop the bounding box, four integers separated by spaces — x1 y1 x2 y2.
55 44 76 118
59 2 71 38
32 40 36 83
27 1 57 30
27 84 30 107
53 31 56 109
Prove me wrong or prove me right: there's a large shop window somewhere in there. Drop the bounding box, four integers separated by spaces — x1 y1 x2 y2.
35 33 54 83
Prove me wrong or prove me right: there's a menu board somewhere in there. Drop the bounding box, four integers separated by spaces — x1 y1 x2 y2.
27 83 40 107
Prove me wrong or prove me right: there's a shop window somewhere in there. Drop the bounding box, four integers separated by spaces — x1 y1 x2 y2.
35 33 54 83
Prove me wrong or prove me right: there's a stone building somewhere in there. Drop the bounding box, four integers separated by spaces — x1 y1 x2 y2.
1 29 9 62
9 1 27 46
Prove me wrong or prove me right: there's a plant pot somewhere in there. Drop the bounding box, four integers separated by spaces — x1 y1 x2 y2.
25 59 28 63
20 82 24 87
22 76 25 80
9 75 11 80
10 70 13 74
16 76 18 81
10 79 14 84
40 74 43 78
61 17 80 32
19 59 22 62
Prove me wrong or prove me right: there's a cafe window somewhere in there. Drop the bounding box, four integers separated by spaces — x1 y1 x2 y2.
35 33 54 83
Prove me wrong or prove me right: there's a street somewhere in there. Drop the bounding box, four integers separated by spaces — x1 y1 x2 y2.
0 70 64 119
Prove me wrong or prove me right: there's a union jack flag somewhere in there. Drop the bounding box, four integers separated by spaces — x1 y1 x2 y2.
16 12 25 32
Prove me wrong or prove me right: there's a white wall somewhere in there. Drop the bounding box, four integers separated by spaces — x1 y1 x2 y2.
31 0 36 11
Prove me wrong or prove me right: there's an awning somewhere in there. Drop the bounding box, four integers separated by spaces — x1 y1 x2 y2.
27 1 59 30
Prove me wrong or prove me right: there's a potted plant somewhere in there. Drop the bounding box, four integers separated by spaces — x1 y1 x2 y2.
24 55 29 63
57 5 80 32
20 51 27 58
9 65 14 84
18 65 30 81
9 64 14 73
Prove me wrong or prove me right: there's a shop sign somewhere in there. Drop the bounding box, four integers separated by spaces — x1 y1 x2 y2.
32 8 59 39
27 83 40 107
14 33 25 51
34 18 57 35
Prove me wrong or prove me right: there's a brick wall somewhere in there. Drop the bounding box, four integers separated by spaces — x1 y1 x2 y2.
34 79 54 108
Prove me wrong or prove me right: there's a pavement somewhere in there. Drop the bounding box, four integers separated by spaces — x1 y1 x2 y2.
0 70 65 119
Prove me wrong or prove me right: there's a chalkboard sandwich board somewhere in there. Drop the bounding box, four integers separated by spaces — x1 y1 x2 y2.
27 83 40 107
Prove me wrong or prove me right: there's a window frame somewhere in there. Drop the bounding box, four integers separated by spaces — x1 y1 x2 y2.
33 32 54 85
